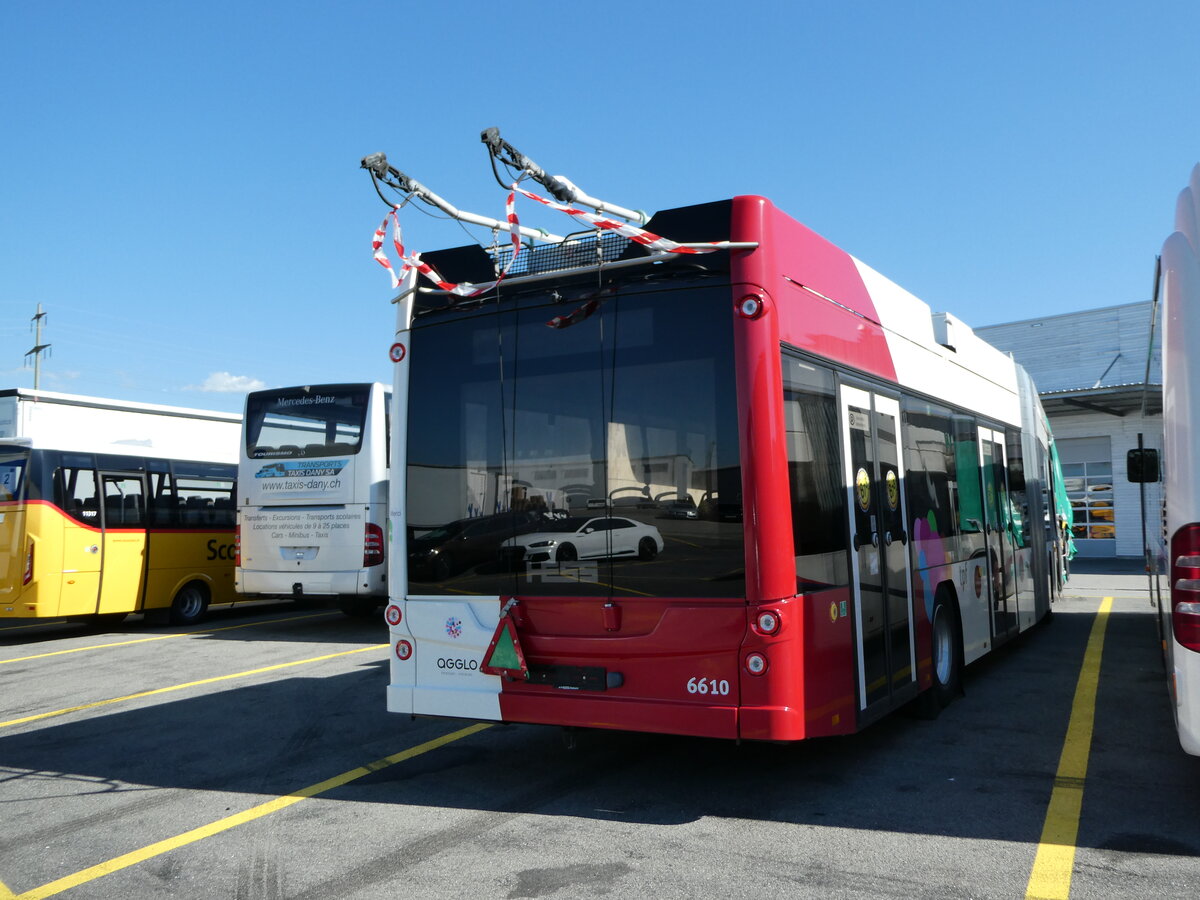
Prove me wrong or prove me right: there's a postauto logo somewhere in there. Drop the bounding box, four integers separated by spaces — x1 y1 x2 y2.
254 460 348 479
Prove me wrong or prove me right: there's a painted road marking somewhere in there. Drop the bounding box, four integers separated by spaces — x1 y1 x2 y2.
0 611 339 666
1 878 14 899
0 645 385 731
1025 597 1112 900
8 723 491 900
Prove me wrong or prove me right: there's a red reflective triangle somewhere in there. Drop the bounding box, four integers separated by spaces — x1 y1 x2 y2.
480 614 528 679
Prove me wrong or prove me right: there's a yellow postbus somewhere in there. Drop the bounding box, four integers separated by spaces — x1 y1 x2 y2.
0 389 241 626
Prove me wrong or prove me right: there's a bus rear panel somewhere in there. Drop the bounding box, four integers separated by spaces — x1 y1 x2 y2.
237 383 388 606
384 196 1061 742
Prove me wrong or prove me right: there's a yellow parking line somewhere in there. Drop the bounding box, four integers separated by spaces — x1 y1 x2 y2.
0 645 385 731
0 612 339 666
11 723 491 900
1025 597 1112 900
1 878 15 899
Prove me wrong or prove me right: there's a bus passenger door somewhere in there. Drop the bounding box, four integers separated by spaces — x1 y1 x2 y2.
97 473 148 614
840 386 916 720
978 429 1018 643
58 466 102 617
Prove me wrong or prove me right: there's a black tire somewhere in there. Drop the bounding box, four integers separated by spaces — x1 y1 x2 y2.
169 582 209 625
556 543 578 563
637 537 658 561
917 591 962 718
338 597 378 618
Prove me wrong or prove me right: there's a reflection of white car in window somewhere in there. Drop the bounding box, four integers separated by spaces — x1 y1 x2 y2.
502 516 664 564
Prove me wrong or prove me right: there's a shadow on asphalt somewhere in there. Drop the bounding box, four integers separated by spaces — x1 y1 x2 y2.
1 600 1196 860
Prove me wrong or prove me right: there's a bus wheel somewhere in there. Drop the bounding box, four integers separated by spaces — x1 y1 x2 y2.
917 592 962 718
338 597 378 618
638 537 658 561
170 583 209 625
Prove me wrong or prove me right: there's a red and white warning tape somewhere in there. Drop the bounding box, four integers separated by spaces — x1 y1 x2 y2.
372 184 723 296
510 185 721 256
372 189 522 298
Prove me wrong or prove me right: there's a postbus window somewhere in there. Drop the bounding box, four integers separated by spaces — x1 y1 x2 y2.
174 476 235 528
781 355 848 593
0 453 26 502
58 467 100 526
102 475 145 528
149 471 181 526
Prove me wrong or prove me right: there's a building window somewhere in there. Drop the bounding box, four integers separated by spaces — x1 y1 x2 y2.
1058 437 1114 541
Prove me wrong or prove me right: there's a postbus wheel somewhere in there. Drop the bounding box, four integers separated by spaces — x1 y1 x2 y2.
916 589 962 719
170 582 210 625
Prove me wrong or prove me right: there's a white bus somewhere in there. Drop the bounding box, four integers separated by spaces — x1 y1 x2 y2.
0 388 241 626
1132 164 1200 756
236 383 389 617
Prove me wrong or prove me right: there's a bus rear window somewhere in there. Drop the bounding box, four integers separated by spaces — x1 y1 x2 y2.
0 450 28 502
245 386 369 459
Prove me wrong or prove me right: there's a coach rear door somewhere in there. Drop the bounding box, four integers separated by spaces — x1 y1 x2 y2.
840 385 917 722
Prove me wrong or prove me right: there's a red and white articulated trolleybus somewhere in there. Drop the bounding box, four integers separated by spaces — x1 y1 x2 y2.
370 139 1064 741
1131 164 1200 756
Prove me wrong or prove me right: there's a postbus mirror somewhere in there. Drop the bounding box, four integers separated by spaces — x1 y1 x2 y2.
1126 448 1160 483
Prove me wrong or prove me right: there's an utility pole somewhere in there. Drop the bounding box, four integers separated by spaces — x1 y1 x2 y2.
25 303 51 389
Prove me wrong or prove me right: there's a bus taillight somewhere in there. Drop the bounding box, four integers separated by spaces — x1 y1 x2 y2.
234 525 241 567
22 542 33 585
364 523 385 567
1171 523 1200 652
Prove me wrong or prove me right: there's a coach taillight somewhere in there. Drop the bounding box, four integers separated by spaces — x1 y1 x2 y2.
1172 523 1200 651
364 523 385 567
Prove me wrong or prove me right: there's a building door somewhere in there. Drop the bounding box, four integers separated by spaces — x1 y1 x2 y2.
840 386 915 717
1057 436 1116 558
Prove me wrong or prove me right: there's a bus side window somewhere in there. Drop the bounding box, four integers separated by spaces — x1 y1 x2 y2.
781 356 849 594
185 496 213 526
57 467 100 525
149 472 177 527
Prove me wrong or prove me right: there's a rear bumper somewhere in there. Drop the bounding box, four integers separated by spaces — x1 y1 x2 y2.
1175 640 1200 756
237 569 383 598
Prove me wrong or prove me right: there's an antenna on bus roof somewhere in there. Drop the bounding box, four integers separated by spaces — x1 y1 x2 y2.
480 128 650 226
359 152 564 243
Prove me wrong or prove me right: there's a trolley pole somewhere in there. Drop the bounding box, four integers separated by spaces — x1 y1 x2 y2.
25 302 51 389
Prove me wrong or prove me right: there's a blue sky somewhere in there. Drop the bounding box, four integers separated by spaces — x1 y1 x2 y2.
2 1 1198 414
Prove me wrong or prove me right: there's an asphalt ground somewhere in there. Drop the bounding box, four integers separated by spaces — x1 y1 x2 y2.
0 565 1196 899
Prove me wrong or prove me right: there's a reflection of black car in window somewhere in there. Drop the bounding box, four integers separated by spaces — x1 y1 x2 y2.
409 511 541 580
659 495 698 519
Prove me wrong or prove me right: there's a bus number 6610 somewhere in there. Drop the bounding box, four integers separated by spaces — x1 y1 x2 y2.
686 677 730 696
